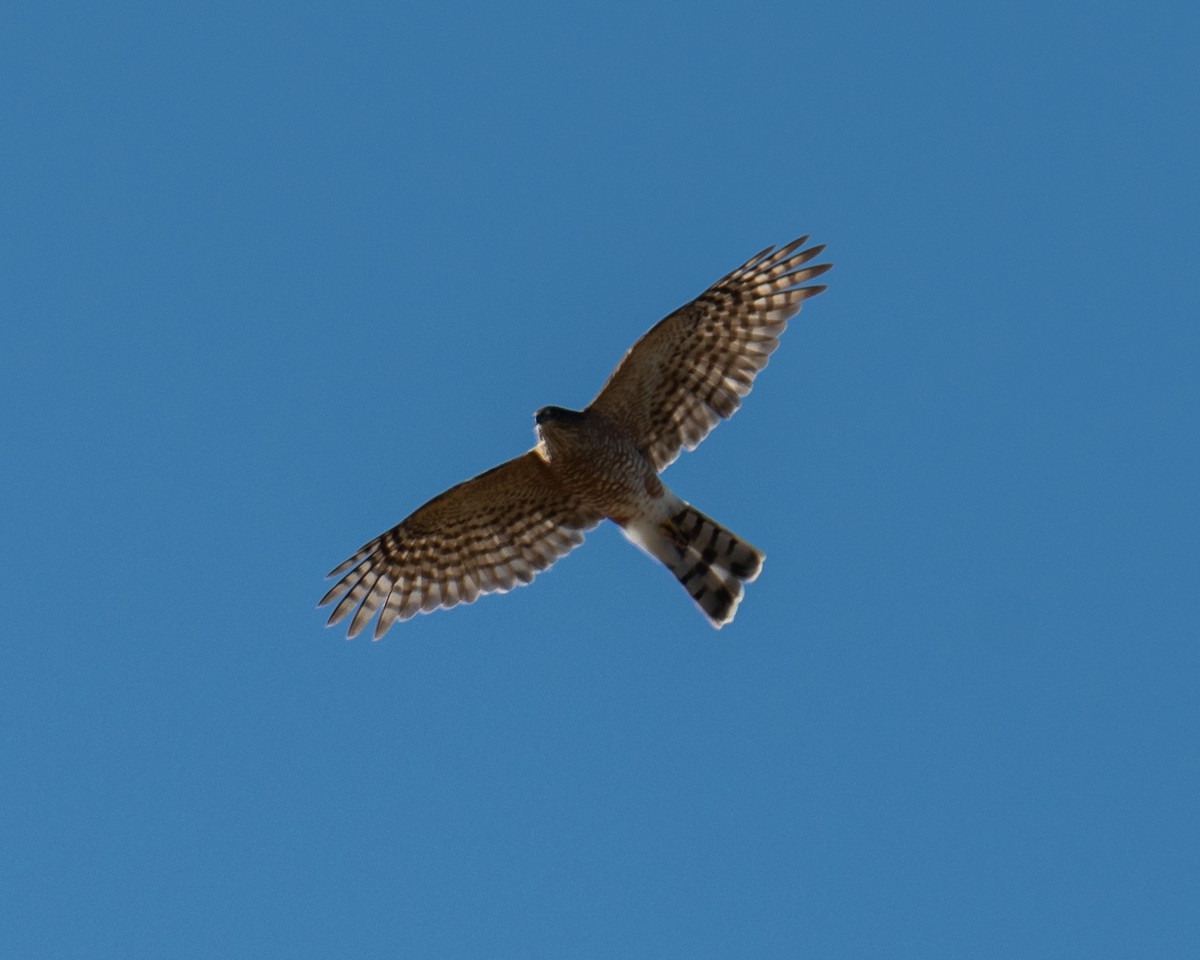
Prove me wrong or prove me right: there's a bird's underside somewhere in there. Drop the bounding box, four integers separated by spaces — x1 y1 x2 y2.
321 235 831 638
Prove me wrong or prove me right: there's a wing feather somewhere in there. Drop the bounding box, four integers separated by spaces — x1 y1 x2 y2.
320 450 601 639
588 237 831 470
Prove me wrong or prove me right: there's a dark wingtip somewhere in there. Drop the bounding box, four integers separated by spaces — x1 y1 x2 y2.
774 235 811 259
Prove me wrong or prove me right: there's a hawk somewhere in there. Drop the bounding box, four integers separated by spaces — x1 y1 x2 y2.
321 236 831 638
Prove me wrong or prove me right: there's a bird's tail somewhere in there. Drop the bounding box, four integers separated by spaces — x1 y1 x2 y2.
622 502 764 628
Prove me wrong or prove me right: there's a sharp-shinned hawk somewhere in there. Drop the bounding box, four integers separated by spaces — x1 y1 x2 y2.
321 236 831 638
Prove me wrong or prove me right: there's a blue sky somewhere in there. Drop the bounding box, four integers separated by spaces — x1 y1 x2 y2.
3 1 1197 956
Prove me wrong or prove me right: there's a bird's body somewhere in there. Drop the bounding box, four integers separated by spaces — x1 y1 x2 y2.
533 406 661 523
533 404 763 626
321 236 831 638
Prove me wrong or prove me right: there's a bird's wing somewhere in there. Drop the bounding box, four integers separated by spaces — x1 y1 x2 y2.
320 450 602 638
587 237 831 471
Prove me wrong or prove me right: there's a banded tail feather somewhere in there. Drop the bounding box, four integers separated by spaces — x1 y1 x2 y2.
622 501 764 628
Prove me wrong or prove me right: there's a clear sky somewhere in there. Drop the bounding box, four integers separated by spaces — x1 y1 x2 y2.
3 1 1197 957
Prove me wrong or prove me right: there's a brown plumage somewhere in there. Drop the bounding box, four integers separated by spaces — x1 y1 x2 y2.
321 236 831 637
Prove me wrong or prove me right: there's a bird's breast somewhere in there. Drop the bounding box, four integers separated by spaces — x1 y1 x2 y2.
544 417 663 521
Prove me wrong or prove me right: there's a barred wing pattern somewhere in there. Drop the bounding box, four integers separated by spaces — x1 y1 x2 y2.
588 237 831 471
320 451 602 639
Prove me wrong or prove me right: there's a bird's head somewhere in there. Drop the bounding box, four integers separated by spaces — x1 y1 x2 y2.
534 406 587 459
534 405 584 426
